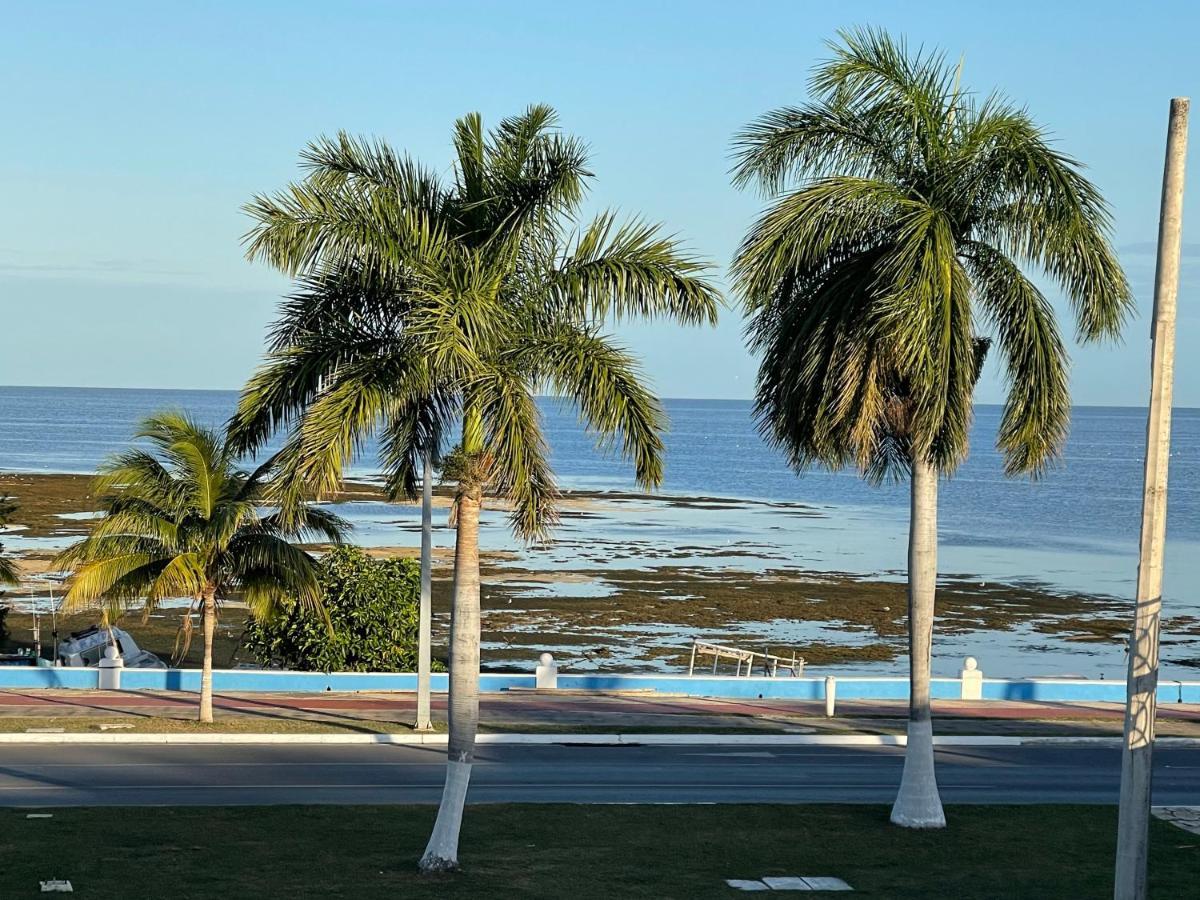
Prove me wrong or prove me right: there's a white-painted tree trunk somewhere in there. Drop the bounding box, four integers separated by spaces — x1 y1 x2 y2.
890 454 946 828
419 489 481 873
415 448 434 731
1115 96 1189 900
199 589 216 724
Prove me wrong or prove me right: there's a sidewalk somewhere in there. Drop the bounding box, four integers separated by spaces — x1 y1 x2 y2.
1 689 1198 737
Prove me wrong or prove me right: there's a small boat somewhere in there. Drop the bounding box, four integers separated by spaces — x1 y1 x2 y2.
57 625 167 669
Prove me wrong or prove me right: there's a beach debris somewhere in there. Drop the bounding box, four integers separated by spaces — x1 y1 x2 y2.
97 723 134 731
39 880 73 892
26 813 53 819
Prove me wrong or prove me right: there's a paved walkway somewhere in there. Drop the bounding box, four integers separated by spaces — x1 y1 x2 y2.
1 689 1198 736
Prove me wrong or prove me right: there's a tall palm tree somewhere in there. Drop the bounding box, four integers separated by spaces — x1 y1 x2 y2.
0 495 19 585
732 28 1130 828
55 413 347 722
230 106 720 871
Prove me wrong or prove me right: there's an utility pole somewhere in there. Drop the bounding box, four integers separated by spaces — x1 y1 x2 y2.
1114 96 1189 900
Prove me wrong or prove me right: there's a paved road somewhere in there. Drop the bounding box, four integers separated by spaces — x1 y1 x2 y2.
1 743 1198 807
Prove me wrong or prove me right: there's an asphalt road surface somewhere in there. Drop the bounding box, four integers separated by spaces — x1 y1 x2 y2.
1 743 1197 807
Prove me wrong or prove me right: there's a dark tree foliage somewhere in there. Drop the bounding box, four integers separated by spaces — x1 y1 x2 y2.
243 546 436 673
0 494 18 586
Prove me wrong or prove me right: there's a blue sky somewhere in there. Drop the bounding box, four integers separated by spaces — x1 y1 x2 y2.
1 0 1197 404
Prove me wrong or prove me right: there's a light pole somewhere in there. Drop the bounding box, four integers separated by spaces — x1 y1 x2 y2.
1114 96 1189 900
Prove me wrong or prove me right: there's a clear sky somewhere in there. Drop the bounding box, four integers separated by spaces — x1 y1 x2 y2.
1 0 1197 404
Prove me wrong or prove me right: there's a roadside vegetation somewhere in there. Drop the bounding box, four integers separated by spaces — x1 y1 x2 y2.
244 546 435 673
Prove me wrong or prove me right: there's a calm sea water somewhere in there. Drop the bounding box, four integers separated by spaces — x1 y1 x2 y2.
2 385 1197 543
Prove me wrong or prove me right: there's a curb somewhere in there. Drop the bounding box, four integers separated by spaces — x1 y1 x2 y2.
0 732 1196 747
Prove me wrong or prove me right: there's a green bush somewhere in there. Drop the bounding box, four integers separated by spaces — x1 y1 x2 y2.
242 546 437 673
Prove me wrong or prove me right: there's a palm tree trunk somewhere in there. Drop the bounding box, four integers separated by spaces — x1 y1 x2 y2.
890 453 946 828
199 588 216 724
419 485 481 872
415 447 434 731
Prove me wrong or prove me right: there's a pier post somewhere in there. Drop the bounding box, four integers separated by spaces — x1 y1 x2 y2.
960 657 983 700
97 645 124 691
535 652 558 690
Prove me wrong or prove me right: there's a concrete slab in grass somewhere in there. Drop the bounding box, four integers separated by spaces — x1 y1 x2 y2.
1152 806 1200 835
729 876 854 892
798 876 853 891
762 877 811 890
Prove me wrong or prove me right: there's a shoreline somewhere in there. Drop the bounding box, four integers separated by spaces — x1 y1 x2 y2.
3 471 1199 678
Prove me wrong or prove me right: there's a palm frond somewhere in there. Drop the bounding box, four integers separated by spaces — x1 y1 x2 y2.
515 322 666 489
546 213 721 326
0 554 18 585
474 367 558 541
966 243 1070 474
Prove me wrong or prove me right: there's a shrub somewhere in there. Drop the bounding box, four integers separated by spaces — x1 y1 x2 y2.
242 546 435 673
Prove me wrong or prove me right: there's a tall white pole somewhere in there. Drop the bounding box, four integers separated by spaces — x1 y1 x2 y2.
1114 96 1189 900
415 447 434 731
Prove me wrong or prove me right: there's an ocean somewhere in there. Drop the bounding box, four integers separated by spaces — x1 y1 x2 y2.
2 385 1198 678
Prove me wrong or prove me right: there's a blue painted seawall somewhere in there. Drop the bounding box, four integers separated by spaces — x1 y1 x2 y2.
3 668 1197 703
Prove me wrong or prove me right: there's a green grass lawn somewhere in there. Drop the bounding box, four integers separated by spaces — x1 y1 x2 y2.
1 805 1195 898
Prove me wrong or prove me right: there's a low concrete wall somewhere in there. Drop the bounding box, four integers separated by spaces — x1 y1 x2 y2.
0 667 98 689
117 670 534 693
2 666 1196 704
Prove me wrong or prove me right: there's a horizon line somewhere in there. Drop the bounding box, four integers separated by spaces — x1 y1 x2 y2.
0 383 1193 412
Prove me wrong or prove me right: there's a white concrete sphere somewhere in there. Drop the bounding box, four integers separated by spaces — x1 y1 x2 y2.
963 656 978 671
538 652 554 667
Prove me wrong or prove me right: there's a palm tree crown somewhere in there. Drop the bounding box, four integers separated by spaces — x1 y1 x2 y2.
732 27 1132 480
57 412 347 622
231 105 721 534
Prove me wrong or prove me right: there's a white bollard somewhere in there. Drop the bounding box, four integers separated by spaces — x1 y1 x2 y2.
960 656 983 701
97 645 124 690
824 675 837 717
535 652 558 690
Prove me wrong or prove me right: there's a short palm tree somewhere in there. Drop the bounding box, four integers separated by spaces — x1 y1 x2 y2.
732 28 1131 828
55 412 348 722
230 106 720 870
0 495 19 585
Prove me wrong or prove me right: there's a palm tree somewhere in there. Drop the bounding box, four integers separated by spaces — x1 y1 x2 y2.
55 412 347 722
732 28 1130 828
230 106 720 870
0 495 19 585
